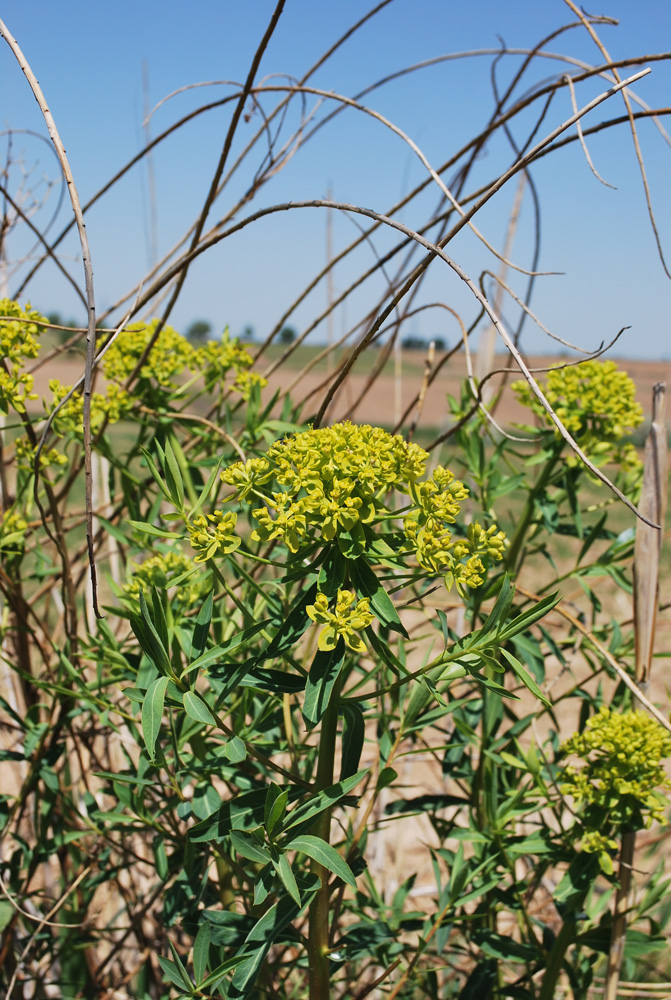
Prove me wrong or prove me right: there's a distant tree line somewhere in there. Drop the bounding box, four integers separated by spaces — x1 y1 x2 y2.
401 334 446 351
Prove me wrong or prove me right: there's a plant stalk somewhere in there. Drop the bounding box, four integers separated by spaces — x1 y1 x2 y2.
307 680 342 1000
504 444 562 574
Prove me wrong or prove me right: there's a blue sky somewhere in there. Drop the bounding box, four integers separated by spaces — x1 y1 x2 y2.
2 0 671 359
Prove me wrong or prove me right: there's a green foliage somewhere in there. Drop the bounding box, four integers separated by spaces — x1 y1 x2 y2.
1 300 669 1000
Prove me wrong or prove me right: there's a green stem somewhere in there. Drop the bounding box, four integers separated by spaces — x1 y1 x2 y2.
504 444 562 574
538 919 577 1000
307 680 342 1000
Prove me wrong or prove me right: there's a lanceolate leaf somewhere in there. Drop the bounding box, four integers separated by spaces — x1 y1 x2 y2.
340 702 365 780
350 558 408 636
264 581 318 659
158 956 192 991
480 575 514 635
184 620 271 676
193 920 211 985
500 647 548 705
229 892 316 999
497 593 558 642
183 690 217 726
141 676 169 760
126 520 182 539
191 591 214 661
274 851 301 905
231 830 271 866
131 591 171 673
303 642 345 728
286 835 357 887
283 770 367 834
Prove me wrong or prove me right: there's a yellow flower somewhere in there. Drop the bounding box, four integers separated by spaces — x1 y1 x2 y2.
103 320 195 387
231 370 268 400
0 508 29 557
123 551 202 604
306 589 374 652
188 510 241 562
561 707 671 830
512 360 643 468
0 299 46 414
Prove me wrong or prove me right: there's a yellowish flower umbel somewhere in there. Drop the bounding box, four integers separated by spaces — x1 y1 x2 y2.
188 510 241 562
103 320 196 387
221 421 506 587
512 360 643 468
0 299 45 415
306 589 375 652
560 706 671 860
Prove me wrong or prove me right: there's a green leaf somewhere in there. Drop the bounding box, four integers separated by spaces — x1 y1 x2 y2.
127 519 183 539
283 770 367 833
193 920 212 986
350 558 408 636
274 851 301 905
189 789 267 842
264 581 318 658
303 641 345 728
191 592 214 661
318 547 346 598
231 830 271 866
193 921 211 985
153 834 169 880
264 785 288 837
286 834 357 887
497 592 558 642
499 647 549 705
480 575 514 635
225 736 247 763
131 591 171 673
141 676 169 759
189 458 223 520
184 620 271 676
140 447 174 503
554 853 600 911
163 438 185 508
158 956 192 990
183 690 217 726
148 586 170 658
229 893 315 999
340 703 365 780
160 940 193 990
198 952 255 990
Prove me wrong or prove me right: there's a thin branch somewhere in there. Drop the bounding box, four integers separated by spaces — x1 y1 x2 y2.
0 17 101 617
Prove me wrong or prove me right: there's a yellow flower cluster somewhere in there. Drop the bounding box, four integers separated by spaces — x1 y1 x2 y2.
102 322 264 398
561 707 671 830
0 508 29 557
0 299 45 414
221 422 505 586
306 589 374 652
231 368 268 400
123 551 201 602
47 380 132 438
404 472 506 590
103 321 196 387
188 510 241 562
512 360 643 466
194 332 266 397
15 434 68 472
223 422 431 554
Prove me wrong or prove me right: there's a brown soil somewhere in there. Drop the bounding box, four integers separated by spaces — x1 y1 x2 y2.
29 351 670 431
261 352 671 430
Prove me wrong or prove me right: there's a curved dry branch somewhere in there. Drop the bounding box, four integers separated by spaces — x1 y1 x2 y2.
0 16 100 618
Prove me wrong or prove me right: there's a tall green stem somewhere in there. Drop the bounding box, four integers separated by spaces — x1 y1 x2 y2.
538 920 577 1000
504 444 562 574
307 681 342 1000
